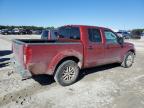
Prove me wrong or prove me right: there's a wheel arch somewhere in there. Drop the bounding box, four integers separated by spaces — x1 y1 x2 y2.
120 48 135 63
128 49 136 55
53 56 81 75
46 50 83 75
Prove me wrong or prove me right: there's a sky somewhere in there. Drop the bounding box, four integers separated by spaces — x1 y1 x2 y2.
0 0 144 30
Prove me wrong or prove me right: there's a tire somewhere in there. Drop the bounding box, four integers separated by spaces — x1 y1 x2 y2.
121 51 135 68
54 60 79 86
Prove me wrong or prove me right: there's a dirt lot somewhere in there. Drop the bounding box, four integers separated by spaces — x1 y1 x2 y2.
0 35 144 108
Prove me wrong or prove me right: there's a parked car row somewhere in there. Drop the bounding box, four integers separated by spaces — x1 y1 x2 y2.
116 31 131 39
0 28 42 35
116 30 143 39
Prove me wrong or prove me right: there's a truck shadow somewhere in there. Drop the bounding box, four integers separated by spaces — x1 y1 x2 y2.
33 63 120 85
0 50 12 56
0 58 10 68
32 75 55 85
78 63 120 81
0 50 12 68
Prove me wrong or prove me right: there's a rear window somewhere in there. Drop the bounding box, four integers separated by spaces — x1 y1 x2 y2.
41 30 49 39
58 27 80 39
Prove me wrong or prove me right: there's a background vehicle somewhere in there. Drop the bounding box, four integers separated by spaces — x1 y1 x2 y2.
131 30 141 39
32 30 42 35
1 29 12 35
141 32 144 37
19 29 32 35
116 31 131 39
12 28 20 35
12 25 135 86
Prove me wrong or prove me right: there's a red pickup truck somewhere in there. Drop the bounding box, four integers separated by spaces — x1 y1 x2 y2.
12 25 135 86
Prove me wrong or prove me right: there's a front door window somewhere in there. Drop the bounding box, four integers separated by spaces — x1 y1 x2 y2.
104 30 118 44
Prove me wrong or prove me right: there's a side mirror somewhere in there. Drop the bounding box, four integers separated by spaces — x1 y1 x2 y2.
118 37 124 45
117 33 123 37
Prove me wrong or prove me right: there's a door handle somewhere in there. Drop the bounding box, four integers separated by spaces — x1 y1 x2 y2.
88 46 93 50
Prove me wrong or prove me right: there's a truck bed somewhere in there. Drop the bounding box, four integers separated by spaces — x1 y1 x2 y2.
13 39 80 45
12 39 83 76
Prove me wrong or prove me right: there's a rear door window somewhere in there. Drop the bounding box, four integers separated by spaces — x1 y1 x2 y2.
88 28 102 43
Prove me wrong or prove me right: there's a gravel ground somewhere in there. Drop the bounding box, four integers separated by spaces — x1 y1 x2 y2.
0 35 144 108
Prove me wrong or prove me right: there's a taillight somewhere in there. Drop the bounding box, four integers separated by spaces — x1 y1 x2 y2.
24 46 32 64
48 31 51 40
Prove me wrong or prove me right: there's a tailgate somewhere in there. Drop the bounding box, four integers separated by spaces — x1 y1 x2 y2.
12 40 25 67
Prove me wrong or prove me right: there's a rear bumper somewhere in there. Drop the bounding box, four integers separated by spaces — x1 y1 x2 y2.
10 58 32 80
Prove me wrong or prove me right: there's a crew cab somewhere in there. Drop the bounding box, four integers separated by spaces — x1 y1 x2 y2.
12 25 135 86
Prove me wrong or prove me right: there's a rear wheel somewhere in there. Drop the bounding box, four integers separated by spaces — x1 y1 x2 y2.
54 60 79 86
121 51 135 68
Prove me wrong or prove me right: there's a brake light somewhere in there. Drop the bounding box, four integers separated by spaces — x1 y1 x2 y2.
48 31 51 40
24 46 32 64
24 54 26 64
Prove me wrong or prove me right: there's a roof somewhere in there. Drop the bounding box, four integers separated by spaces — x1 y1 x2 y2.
62 25 107 29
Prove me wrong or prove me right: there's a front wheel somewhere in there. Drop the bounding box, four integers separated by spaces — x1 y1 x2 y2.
121 51 135 68
54 60 79 86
